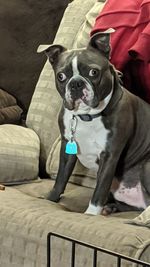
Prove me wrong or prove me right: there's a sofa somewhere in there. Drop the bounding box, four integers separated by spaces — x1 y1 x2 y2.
1 0 150 267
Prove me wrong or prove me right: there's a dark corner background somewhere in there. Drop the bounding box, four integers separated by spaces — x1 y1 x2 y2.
0 0 72 113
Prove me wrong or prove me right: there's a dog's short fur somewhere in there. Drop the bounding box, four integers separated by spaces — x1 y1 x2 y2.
40 30 150 215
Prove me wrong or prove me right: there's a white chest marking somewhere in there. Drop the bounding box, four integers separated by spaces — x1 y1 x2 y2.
72 56 79 76
64 109 109 171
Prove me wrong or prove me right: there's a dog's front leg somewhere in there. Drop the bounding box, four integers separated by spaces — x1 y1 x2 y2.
47 138 77 202
85 151 118 215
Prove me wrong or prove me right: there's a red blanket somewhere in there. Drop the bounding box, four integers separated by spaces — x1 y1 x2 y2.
91 0 150 103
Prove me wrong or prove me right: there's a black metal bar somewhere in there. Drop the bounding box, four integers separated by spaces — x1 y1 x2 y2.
47 232 150 267
47 233 51 267
117 256 121 267
71 241 76 267
93 248 97 267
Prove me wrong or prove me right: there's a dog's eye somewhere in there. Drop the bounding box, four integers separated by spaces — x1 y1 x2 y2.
57 72 67 82
89 69 99 77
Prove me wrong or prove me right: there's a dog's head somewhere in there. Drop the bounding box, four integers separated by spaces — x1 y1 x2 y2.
39 29 116 111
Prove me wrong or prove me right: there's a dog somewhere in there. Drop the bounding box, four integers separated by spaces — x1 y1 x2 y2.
39 29 150 215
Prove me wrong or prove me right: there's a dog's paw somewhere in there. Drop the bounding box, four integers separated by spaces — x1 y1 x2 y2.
102 203 118 216
85 203 102 215
46 189 61 202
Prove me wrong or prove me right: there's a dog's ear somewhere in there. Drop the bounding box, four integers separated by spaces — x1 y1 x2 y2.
37 44 67 65
89 28 115 59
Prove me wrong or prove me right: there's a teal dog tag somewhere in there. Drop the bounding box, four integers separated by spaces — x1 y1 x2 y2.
65 140 77 155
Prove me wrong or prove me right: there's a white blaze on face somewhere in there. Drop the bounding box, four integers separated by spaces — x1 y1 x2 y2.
72 56 80 76
65 56 80 103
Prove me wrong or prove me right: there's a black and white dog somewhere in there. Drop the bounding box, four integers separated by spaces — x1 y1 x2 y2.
39 29 150 215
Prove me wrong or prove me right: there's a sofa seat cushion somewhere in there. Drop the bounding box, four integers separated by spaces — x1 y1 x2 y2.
0 180 150 267
128 205 150 228
14 179 138 216
0 124 40 185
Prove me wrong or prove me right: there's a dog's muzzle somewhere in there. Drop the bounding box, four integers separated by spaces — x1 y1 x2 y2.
68 77 85 100
65 76 94 110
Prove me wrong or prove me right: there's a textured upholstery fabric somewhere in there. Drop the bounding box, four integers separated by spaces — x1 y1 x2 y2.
0 88 22 124
73 1 106 49
26 0 98 170
0 180 150 267
0 125 40 184
127 205 150 228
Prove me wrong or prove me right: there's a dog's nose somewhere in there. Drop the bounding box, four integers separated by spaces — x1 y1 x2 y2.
70 79 84 91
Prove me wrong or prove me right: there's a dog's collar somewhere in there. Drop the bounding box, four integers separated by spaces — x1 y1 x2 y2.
77 112 102 121
75 88 113 121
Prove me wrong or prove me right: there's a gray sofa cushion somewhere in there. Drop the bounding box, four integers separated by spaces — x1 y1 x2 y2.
0 125 40 184
1 180 150 267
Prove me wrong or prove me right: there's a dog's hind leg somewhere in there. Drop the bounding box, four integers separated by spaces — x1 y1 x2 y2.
107 165 148 213
102 192 143 215
102 200 143 215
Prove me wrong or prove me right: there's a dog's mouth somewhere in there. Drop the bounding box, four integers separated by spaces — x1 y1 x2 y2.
64 88 94 110
63 98 83 111
64 91 100 111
